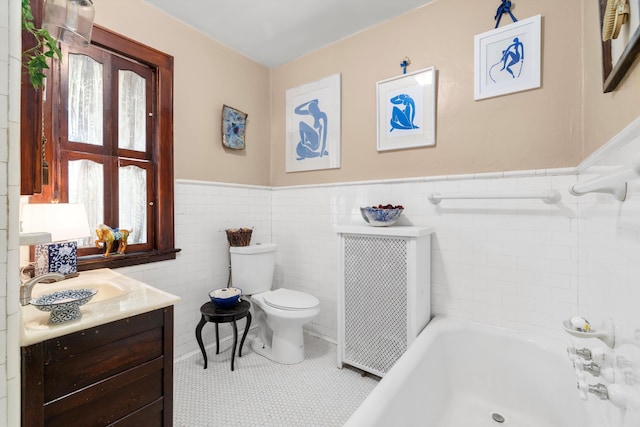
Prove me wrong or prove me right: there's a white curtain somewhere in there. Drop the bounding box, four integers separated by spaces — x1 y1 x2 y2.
118 70 146 151
68 54 103 146
68 159 104 247
119 165 147 244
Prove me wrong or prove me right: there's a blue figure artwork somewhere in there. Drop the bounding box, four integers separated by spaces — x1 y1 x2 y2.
489 37 524 83
295 99 328 160
389 94 419 132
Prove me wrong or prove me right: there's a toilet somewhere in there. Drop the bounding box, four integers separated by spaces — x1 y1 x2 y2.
230 243 320 365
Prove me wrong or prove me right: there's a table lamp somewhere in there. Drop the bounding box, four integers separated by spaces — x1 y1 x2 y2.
20 203 91 277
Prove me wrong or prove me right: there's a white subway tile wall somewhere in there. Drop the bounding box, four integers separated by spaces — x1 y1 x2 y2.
117 181 272 358
114 127 640 377
273 172 582 342
4 0 24 424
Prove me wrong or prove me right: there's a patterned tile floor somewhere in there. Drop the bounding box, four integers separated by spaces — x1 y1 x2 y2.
174 334 379 427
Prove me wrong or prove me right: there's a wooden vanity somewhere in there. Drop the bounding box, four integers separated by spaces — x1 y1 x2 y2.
20 269 180 426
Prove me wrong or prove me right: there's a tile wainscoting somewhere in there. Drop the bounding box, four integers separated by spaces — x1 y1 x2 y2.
117 119 640 392
119 169 583 359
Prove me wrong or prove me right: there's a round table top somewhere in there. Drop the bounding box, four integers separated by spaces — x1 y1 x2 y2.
200 299 251 321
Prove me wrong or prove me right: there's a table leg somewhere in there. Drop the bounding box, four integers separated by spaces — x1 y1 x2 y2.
231 320 238 371
239 312 251 357
195 315 208 369
215 323 220 354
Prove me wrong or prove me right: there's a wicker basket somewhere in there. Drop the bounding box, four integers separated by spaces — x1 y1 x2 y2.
225 228 253 247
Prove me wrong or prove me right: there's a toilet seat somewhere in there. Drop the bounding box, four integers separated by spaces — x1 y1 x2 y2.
263 289 319 311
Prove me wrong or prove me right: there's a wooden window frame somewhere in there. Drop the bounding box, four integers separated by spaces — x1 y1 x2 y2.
22 15 179 269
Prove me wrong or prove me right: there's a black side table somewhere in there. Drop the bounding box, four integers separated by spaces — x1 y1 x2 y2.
195 300 252 371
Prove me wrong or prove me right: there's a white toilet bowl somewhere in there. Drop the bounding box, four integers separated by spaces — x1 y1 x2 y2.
249 288 320 365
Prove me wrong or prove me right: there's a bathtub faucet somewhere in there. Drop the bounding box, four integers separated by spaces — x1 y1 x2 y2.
574 359 601 377
578 382 631 409
588 383 609 400
577 381 608 400
567 344 592 360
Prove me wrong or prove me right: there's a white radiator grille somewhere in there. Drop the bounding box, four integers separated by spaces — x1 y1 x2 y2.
343 235 408 375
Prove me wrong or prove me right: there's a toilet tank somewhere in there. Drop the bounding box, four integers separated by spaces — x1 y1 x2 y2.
229 243 277 295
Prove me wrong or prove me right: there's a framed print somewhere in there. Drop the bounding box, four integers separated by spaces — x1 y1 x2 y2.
285 73 341 172
474 14 542 100
222 105 247 150
377 67 436 152
599 0 640 92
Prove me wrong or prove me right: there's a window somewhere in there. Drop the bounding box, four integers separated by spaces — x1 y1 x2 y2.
24 24 178 269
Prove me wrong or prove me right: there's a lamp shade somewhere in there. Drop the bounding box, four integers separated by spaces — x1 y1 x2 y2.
43 0 95 47
21 203 91 243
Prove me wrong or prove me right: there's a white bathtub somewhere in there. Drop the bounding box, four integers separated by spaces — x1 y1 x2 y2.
345 316 602 427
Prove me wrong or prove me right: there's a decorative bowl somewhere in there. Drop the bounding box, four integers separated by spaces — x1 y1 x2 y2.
30 288 98 324
209 287 242 308
360 206 404 226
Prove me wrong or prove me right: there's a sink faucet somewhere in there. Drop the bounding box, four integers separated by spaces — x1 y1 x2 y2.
20 273 65 306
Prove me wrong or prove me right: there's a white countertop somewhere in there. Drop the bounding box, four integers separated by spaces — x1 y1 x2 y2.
20 269 180 346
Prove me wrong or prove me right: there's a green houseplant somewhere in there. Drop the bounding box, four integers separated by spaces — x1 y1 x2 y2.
21 0 62 89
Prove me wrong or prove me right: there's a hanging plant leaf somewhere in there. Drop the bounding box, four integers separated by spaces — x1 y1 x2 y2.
21 0 62 89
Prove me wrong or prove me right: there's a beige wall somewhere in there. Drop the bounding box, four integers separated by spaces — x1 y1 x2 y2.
270 0 586 186
94 0 272 186
95 0 640 187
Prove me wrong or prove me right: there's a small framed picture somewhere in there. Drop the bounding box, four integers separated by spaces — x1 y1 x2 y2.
221 105 247 150
376 67 436 152
474 14 542 100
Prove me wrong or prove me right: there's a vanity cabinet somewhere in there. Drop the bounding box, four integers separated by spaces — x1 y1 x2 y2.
21 306 174 426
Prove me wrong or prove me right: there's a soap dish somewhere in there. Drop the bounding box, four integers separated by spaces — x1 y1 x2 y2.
562 318 615 348
30 288 98 324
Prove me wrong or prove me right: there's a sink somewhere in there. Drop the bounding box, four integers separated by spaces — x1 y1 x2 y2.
31 279 135 304
21 268 181 346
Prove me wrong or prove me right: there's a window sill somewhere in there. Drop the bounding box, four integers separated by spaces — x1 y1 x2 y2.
77 248 181 271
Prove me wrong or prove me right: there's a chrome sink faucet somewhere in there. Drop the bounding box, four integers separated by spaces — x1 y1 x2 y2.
20 273 65 306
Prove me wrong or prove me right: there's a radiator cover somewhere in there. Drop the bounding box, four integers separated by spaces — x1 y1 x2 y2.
337 226 432 377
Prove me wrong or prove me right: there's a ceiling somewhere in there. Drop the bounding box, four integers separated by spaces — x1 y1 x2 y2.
143 0 434 68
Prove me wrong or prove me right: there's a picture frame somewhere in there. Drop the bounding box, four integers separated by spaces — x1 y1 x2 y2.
474 15 542 100
221 105 247 150
285 73 341 172
599 0 640 93
376 67 436 152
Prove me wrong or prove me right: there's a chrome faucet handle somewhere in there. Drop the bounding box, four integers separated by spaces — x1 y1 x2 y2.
574 359 602 377
589 383 609 400
567 343 592 361
578 382 636 409
577 381 609 400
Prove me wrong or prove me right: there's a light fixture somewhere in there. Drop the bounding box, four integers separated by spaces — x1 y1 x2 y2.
21 203 91 243
20 203 91 277
43 0 95 47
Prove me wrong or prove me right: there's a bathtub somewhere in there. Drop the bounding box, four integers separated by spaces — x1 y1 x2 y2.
345 316 602 427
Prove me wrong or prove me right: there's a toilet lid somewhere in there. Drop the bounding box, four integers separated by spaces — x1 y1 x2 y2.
263 289 319 310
